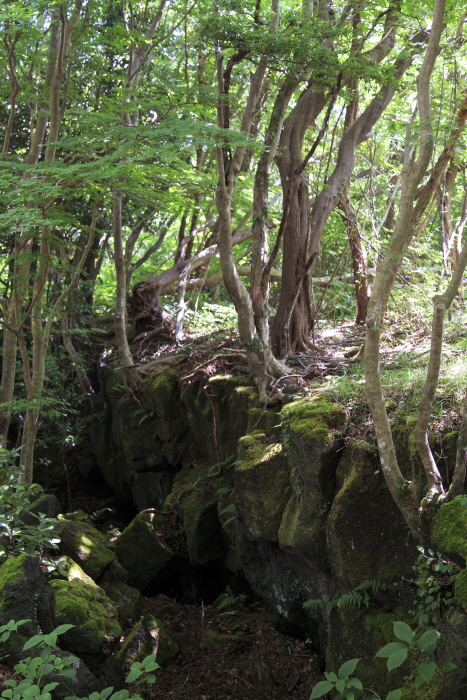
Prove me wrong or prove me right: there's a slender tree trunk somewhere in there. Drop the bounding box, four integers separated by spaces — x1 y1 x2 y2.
364 0 446 542
339 193 370 323
113 193 133 369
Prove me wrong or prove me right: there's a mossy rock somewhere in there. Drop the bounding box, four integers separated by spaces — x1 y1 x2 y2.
181 375 257 465
100 581 140 618
430 608 467 699
200 629 240 649
400 667 444 699
234 435 290 541
281 397 346 516
433 499 467 609
115 511 174 591
53 555 96 585
57 520 116 582
20 493 62 526
0 554 57 663
327 607 412 696
278 496 327 566
327 446 417 589
50 577 121 654
117 613 179 667
182 495 227 566
164 461 210 508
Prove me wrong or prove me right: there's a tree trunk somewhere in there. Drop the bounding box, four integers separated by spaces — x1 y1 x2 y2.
364 0 446 542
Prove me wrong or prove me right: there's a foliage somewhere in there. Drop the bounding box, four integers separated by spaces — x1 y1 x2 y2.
408 547 459 627
0 449 61 564
304 580 387 615
0 620 159 700
213 585 247 611
310 620 456 700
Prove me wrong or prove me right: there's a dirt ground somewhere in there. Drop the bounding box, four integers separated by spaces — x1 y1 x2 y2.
133 594 324 700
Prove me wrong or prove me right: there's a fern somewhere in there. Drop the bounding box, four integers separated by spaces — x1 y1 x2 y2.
354 579 387 594
337 590 368 609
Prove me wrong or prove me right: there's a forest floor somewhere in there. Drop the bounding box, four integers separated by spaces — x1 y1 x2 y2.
129 594 324 700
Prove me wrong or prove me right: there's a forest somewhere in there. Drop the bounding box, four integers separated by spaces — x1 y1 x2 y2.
1 0 467 698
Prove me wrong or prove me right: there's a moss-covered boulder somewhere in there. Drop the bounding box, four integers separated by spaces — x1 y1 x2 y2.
115 511 174 591
100 581 140 618
57 520 117 582
20 493 62 526
235 434 290 541
278 495 326 566
327 446 417 589
431 608 467 700
181 375 257 465
117 613 179 667
281 397 346 516
50 577 121 654
326 607 414 698
433 499 467 609
181 495 227 567
0 554 57 662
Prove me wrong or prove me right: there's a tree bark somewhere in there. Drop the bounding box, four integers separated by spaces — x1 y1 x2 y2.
364 0 446 541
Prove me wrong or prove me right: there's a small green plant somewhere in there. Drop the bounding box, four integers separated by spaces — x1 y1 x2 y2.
309 621 456 700
214 586 247 611
304 580 387 615
0 449 61 563
310 658 364 700
0 620 159 700
408 547 459 626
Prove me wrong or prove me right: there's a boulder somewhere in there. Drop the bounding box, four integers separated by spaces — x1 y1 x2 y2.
0 554 57 662
50 576 121 655
181 496 227 567
114 511 174 591
117 613 179 667
20 493 62 526
57 520 117 582
100 581 140 618
235 434 289 542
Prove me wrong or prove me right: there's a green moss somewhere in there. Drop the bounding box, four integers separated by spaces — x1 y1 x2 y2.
238 442 282 471
51 578 121 641
200 629 240 648
282 397 346 444
400 667 443 699
0 554 29 608
433 499 467 608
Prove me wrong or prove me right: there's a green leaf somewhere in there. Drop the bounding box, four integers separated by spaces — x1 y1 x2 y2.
335 679 345 693
100 688 114 700
440 662 457 672
417 661 436 683
387 647 408 671
386 690 402 700
60 669 77 678
416 629 440 652
41 685 59 694
324 672 338 682
144 675 156 684
376 642 407 658
22 636 45 651
309 680 335 698
393 621 414 645
125 670 142 684
53 625 74 636
346 678 362 690
338 658 360 679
